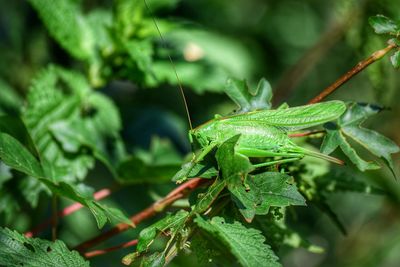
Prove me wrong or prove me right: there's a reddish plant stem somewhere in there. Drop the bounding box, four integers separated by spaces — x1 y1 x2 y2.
308 43 397 104
84 239 138 258
75 178 208 253
25 188 112 238
288 130 325 138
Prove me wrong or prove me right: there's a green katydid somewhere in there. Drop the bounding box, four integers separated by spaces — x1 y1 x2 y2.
143 0 347 183
173 100 346 182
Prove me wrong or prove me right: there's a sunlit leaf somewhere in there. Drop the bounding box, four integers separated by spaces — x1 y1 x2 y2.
229 172 306 222
0 133 44 179
390 50 400 69
136 210 189 253
195 216 281 267
368 15 399 35
322 103 399 175
0 227 90 267
225 78 272 113
28 0 94 60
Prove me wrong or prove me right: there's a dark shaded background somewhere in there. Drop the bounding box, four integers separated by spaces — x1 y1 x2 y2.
0 0 400 266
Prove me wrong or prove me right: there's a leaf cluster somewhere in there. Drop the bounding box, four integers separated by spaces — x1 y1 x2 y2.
369 15 400 68
126 79 398 266
0 1 399 267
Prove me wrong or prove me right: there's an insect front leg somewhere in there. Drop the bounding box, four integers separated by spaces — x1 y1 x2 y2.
172 142 218 183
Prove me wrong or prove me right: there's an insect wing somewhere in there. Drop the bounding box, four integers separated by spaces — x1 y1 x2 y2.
224 100 346 132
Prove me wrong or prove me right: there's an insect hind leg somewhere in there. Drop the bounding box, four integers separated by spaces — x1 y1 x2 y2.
236 147 301 158
236 147 303 168
252 157 302 168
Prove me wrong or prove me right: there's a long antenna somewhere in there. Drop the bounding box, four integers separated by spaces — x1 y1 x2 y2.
143 0 193 130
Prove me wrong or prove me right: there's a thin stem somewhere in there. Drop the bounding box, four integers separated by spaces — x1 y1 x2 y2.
288 130 325 138
84 239 138 258
74 178 208 253
25 188 113 238
308 42 397 104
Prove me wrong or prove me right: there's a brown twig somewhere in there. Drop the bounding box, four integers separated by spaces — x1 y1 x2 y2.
288 130 326 138
84 239 138 258
25 188 113 238
308 42 397 104
74 178 208 253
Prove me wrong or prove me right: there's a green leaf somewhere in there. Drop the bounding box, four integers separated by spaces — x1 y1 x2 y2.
368 15 399 35
215 135 305 221
216 135 254 181
343 126 399 173
0 115 39 158
124 209 188 265
137 210 189 253
172 161 195 182
190 233 225 265
229 172 306 222
186 161 218 179
0 130 131 228
24 65 125 182
320 125 341 154
322 102 399 175
322 127 380 171
125 39 154 74
41 180 133 228
141 252 166 267
0 133 44 179
0 150 46 218
195 216 281 267
0 227 89 267
28 0 94 60
338 132 380 171
193 179 226 213
24 66 92 182
390 50 400 69
225 78 273 113
173 142 218 183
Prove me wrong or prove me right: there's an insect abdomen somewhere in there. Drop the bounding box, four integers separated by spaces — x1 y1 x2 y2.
214 122 291 149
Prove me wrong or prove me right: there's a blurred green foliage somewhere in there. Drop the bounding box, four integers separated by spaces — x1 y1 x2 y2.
0 0 399 266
